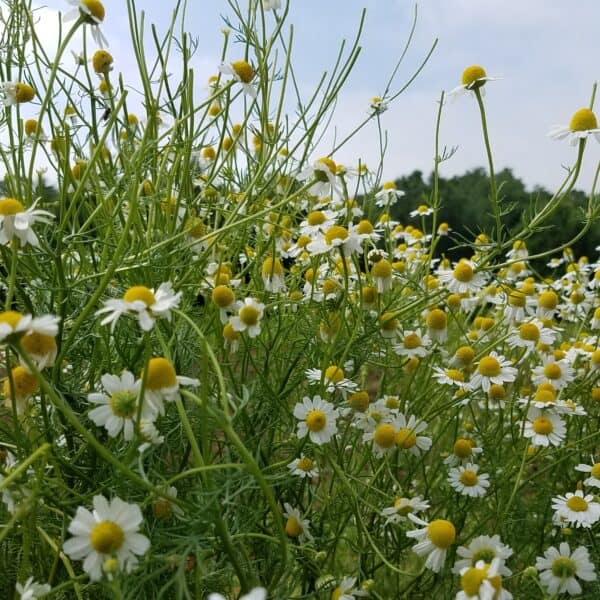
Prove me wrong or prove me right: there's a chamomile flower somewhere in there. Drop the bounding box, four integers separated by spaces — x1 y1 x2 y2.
374 181 404 207
96 283 181 332
15 577 51 599
433 367 467 389
287 455 319 479
409 204 434 218
330 577 367 600
261 256 286 293
299 157 340 199
142 357 199 416
293 395 339 445
283 502 314 543
306 225 363 256
449 65 499 98
369 96 389 115
425 308 448 342
506 319 555 355
88 371 150 441
218 60 257 98
406 514 456 573
229 297 265 338
575 460 600 488
448 463 490 498
552 490 600 528
65 0 109 47
305 365 357 395
522 407 566 447
393 329 432 359
1 82 36 106
469 352 516 394
456 558 512 600
364 422 397 457
531 357 574 390
0 198 54 247
62 495 150 581
453 535 513 576
444 439 483 466
549 108 600 145
0 311 59 345
381 495 430 525
391 413 432 455
536 543 596 596
439 260 488 294
299 209 337 236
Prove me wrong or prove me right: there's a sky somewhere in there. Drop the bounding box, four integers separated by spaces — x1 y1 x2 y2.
24 0 600 192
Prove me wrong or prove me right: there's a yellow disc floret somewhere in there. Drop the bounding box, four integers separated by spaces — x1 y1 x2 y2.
145 357 177 390
89 521 124 554
427 519 455 548
569 108 598 132
461 65 487 90
123 286 156 306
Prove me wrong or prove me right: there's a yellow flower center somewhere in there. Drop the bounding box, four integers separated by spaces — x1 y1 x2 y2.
385 396 400 409
261 257 284 278
348 390 370 412
321 279 339 295
81 0 105 21
453 439 472 459
145 357 177 390
14 83 35 103
307 211 326 226
89 521 124 554
445 369 465 383
0 310 23 329
123 286 156 306
453 262 474 282
324 365 344 383
461 565 488 596
306 409 327 432
426 308 447 330
373 423 396 449
21 332 56 357
569 108 598 132
519 323 540 342
231 60 254 84
489 384 506 401
508 290 526 307
285 516 303 538
459 470 478 487
478 356 501 377
324 225 348 245
211 285 235 308
24 119 38 136
357 220 374 235
4 366 39 399
403 333 421 350
223 322 240 342
396 428 417 449
590 463 600 479
543 363 562 380
317 157 337 175
455 346 475 364
371 260 392 279
532 416 553 435
427 519 456 549
394 498 413 516
297 457 314 472
109 390 137 418
0 198 24 216
461 65 487 89
534 389 555 405
239 305 260 326
382 181 397 190
92 50 113 74
566 496 588 512
551 557 577 578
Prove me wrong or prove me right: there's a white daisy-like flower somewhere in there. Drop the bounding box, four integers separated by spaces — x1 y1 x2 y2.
469 352 516 394
531 358 575 390
142 357 199 416
96 283 181 332
0 310 59 343
406 514 456 573
393 329 432 359
536 543 596 596
448 65 500 99
62 495 150 581
453 535 513 576
15 577 51 599
283 502 314 543
229 297 265 338
448 463 490 498
381 495 430 525
505 319 556 355
299 209 337 237
305 365 357 396
439 260 488 294
549 108 600 146
88 371 149 441
287 455 319 479
575 460 600 488
209 589 267 600
552 490 600 529
218 60 257 98
293 395 339 445
298 157 341 199
0 198 54 247
433 367 467 390
444 438 483 466
391 413 432 456
64 0 109 47
409 204 434 218
521 407 566 448
456 558 512 600
306 225 362 256
330 577 368 599
369 95 389 115
374 181 404 207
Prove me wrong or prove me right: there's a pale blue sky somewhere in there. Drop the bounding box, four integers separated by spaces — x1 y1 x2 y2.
33 1 600 192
